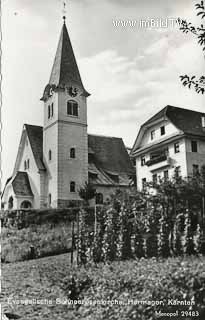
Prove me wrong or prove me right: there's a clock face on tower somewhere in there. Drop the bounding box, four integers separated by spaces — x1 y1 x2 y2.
68 86 78 97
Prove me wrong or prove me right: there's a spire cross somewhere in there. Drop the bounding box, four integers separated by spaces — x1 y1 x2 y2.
62 1 67 23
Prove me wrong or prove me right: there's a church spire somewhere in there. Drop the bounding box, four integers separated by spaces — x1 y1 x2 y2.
41 20 89 101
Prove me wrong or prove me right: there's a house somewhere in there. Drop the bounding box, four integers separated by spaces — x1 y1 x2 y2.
131 105 205 190
1 19 135 210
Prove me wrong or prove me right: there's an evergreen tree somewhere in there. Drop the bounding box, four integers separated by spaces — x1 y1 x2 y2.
102 208 120 262
77 209 88 264
184 210 195 255
173 219 183 256
118 205 132 260
158 209 170 258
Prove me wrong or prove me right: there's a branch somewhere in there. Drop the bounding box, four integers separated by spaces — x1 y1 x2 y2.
180 75 205 94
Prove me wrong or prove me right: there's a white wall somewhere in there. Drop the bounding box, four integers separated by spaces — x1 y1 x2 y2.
18 133 40 208
136 138 187 190
140 120 180 148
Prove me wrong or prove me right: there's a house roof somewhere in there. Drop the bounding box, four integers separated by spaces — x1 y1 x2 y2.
41 22 89 100
88 134 134 175
25 124 45 171
12 172 33 197
131 105 205 155
144 105 205 137
88 134 135 186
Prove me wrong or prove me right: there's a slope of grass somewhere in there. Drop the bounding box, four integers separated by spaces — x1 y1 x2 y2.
2 254 205 320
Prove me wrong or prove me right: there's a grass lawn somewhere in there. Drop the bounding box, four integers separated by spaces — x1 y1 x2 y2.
2 254 205 320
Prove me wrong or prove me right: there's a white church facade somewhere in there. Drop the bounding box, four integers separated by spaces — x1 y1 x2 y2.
2 20 135 210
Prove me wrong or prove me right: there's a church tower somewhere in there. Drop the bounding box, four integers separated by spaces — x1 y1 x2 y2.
41 18 90 207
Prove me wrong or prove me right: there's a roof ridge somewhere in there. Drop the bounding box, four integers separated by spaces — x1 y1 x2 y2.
88 133 122 140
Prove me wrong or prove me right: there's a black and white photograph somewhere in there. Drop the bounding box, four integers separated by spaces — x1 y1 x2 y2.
1 0 205 319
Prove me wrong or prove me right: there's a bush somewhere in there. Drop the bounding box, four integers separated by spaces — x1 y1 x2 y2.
1 222 74 263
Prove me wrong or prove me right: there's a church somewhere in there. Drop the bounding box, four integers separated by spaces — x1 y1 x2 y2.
1 18 135 210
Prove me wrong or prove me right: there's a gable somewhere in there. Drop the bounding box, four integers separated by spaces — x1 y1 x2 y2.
13 125 45 175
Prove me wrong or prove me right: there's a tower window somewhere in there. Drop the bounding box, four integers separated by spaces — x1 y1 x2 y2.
70 181 76 192
70 148 76 159
51 103 54 117
48 193 52 206
67 100 78 117
191 140 198 153
24 160 27 170
48 105 50 119
160 126 165 136
27 159 30 169
48 150 52 161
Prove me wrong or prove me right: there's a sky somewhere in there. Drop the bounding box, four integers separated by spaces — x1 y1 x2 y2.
1 0 205 189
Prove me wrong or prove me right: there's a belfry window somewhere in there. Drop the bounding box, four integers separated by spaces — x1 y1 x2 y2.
67 100 78 117
70 181 76 192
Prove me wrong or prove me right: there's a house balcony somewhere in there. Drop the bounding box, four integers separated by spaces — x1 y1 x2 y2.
146 155 171 172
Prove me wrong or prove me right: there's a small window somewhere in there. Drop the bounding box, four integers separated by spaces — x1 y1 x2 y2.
48 105 50 119
160 126 165 136
164 170 169 181
141 156 146 166
8 196 13 209
175 166 181 178
67 100 78 117
24 160 27 170
48 193 52 206
152 174 157 184
48 150 52 161
27 159 30 169
142 178 146 190
70 181 76 193
193 164 199 176
191 141 198 153
96 193 103 204
70 148 76 159
151 130 155 140
202 116 205 128
51 103 54 117
174 142 180 153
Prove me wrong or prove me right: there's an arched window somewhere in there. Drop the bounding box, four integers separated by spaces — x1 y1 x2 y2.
27 159 30 169
48 193 52 206
70 148 76 159
8 196 13 209
67 100 78 117
20 201 32 209
48 150 52 161
70 181 75 193
24 160 27 170
48 105 50 119
51 103 54 117
96 193 103 205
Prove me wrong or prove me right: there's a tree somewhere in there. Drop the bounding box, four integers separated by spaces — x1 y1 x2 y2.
178 1 205 94
78 182 96 205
